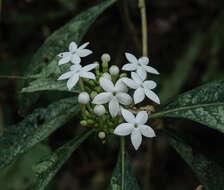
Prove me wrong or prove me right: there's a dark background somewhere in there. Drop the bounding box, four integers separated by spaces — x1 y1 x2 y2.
0 0 224 190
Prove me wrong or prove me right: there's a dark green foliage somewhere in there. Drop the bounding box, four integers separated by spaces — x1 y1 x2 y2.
163 129 224 190
151 80 224 133
0 97 80 169
107 152 141 190
32 130 93 190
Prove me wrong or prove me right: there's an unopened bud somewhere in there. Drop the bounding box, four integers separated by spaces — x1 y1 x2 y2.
90 91 98 99
102 72 112 80
109 65 119 75
98 131 106 139
87 119 95 125
80 120 87 126
101 53 111 62
94 105 106 116
119 73 127 78
78 92 90 104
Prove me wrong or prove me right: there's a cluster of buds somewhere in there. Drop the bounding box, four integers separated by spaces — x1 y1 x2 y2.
57 42 160 150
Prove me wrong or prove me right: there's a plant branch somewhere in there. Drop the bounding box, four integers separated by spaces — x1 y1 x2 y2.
121 136 125 190
139 0 148 56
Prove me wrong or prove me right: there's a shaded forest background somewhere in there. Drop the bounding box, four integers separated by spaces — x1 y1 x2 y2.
0 0 224 190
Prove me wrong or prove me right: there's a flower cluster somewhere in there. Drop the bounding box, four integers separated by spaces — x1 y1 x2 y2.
57 41 160 150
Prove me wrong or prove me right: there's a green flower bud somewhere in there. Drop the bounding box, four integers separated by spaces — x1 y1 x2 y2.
90 91 98 99
87 119 95 125
95 86 102 93
98 131 106 139
80 120 87 126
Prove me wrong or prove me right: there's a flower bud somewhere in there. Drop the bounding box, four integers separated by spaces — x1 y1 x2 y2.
101 53 111 62
119 73 127 78
90 91 98 99
102 72 112 80
80 120 87 126
109 65 119 75
78 92 90 104
98 131 106 139
94 105 106 116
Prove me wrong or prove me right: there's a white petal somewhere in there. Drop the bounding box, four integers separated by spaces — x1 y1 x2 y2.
116 92 132 105
99 77 115 92
77 49 92 57
143 65 159 75
78 42 89 50
114 123 134 136
81 63 98 72
137 67 147 81
121 108 136 124
121 78 138 89
67 74 79 90
122 63 137 71
79 71 95 80
58 52 71 58
58 56 71 65
71 54 81 64
138 57 149 65
70 64 81 71
125 52 138 64
143 80 157 90
109 97 119 117
131 72 143 85
136 111 148 124
139 125 156 137
131 128 142 150
57 71 74 80
134 87 145 104
69 42 77 52
145 89 160 104
92 92 112 104
115 79 128 92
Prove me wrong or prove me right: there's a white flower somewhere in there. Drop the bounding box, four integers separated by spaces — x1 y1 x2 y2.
122 52 159 79
92 77 132 117
94 105 106 116
102 72 112 80
78 92 90 104
58 63 97 90
58 42 92 65
109 65 120 75
114 109 156 150
122 72 160 104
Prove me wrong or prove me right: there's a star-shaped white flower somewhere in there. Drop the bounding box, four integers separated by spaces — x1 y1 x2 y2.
122 72 160 104
114 109 156 150
58 42 92 65
92 77 132 117
122 53 159 79
58 63 97 90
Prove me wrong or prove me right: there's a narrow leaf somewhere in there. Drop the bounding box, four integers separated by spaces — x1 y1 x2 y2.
0 97 80 169
151 80 224 133
107 152 141 190
32 130 93 190
163 129 224 190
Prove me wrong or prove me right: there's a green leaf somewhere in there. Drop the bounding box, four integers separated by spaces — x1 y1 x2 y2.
32 130 93 190
0 144 51 190
0 97 80 169
107 152 141 190
162 129 224 190
151 80 224 133
21 78 79 93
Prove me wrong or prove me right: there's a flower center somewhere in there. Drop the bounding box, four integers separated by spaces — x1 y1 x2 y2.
134 124 138 128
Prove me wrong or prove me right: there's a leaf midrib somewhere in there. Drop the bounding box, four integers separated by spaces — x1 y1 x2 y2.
150 102 224 119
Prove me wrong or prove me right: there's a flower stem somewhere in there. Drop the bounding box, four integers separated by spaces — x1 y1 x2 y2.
78 78 85 92
120 136 125 190
139 0 148 56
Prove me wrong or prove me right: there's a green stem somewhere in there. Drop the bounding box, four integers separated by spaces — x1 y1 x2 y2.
121 136 125 190
78 78 85 92
139 0 148 56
